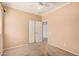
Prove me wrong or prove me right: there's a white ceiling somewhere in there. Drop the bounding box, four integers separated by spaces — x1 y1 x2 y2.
2 2 66 15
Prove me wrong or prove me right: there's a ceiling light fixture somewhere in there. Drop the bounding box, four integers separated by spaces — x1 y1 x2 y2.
37 2 46 10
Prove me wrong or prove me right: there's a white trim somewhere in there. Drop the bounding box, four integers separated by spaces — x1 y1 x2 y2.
41 2 71 16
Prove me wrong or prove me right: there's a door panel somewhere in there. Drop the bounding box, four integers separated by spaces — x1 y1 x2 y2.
29 20 42 43
35 21 42 42
29 20 35 43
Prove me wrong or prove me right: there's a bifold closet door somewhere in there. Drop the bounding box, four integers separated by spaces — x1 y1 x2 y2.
29 20 42 43
35 21 42 42
29 20 35 43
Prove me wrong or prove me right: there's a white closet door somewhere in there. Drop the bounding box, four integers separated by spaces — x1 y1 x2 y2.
29 20 35 43
35 21 42 42
43 22 48 38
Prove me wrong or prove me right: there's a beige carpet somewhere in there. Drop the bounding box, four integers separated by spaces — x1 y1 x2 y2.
2 42 76 56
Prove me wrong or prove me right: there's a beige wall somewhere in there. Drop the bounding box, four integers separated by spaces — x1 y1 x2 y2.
0 35 2 54
0 4 3 55
0 12 2 50
4 6 42 48
42 3 79 55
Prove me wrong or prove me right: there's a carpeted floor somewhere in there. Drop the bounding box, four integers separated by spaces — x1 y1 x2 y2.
1 42 76 56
